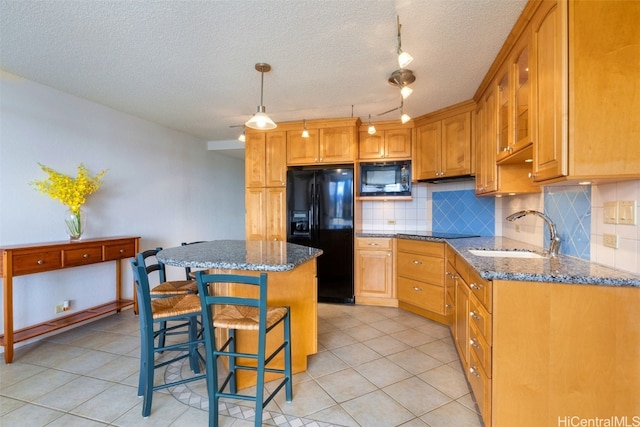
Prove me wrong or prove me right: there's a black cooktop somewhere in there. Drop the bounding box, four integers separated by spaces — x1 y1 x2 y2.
397 231 480 239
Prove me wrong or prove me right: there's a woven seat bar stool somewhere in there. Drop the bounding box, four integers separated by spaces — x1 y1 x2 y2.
130 257 206 418
195 271 293 427
139 248 198 296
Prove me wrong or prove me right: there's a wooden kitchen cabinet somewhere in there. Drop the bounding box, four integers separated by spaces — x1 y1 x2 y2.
530 0 640 184
413 101 474 181
396 239 446 322
245 187 286 241
358 123 412 160
286 118 359 165
245 130 286 188
475 88 498 195
354 237 396 306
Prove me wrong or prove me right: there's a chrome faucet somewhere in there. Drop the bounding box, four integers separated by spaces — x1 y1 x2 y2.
506 210 561 257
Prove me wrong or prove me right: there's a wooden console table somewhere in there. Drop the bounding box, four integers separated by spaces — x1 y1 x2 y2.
0 236 139 363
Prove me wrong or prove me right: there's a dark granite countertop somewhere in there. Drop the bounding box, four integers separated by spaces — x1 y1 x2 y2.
358 232 640 287
156 240 323 272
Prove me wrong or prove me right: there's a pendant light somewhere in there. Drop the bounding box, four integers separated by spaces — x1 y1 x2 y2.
245 63 277 130
400 100 411 124
367 114 376 135
238 129 246 142
301 119 309 138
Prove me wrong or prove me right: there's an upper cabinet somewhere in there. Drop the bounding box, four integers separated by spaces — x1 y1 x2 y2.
286 118 359 165
245 130 287 188
413 101 475 181
358 122 412 160
529 0 639 184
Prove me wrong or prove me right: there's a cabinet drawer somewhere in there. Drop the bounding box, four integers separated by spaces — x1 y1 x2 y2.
468 268 492 313
104 241 137 261
469 322 492 377
397 239 444 257
468 350 491 427
63 246 103 267
397 276 445 314
469 295 492 344
356 237 392 250
397 252 443 285
12 250 62 276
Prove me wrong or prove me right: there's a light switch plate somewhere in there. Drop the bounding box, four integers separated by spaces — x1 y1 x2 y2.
618 200 637 225
603 233 619 249
603 201 618 224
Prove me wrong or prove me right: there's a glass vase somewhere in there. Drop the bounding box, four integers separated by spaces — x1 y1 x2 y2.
65 209 85 240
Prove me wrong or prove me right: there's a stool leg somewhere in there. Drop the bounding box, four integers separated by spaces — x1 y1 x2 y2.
141 326 155 417
284 309 293 402
228 329 237 394
188 315 201 373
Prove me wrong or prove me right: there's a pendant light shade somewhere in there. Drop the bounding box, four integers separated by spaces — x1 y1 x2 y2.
245 63 277 130
396 16 413 69
238 129 246 142
301 119 309 138
367 114 376 135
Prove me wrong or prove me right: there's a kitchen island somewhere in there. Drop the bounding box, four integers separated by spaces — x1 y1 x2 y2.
157 240 322 389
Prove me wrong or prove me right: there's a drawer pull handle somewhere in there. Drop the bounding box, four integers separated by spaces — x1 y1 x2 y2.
470 339 480 349
412 260 422 265
470 311 481 321
469 366 481 378
83 253 89 258
119 249 125 253
413 286 423 291
368 243 379 246
445 304 452 309
470 283 480 290
37 259 44 265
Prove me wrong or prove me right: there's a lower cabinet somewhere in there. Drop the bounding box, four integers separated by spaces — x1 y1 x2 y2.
354 237 396 306
396 239 446 322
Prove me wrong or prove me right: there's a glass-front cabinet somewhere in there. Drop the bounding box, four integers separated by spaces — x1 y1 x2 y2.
496 34 533 164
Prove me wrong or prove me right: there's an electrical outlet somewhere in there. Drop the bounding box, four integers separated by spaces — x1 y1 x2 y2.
603 233 619 249
55 304 65 314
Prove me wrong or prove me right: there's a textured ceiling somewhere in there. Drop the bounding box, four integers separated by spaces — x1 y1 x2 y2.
0 0 527 151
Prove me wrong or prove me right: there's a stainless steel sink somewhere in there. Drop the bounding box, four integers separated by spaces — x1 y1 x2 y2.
468 249 546 259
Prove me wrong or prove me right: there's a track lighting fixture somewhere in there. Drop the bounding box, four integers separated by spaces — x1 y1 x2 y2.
302 119 309 138
400 101 411 124
396 16 413 68
238 129 246 142
245 63 277 130
367 114 376 135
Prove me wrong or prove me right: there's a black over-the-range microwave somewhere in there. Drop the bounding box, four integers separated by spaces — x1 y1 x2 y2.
359 160 411 197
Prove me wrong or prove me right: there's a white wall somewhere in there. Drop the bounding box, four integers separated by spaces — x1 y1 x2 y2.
0 72 245 342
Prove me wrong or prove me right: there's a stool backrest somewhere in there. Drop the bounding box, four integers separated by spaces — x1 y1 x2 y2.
194 271 269 327
130 257 154 331
138 248 167 285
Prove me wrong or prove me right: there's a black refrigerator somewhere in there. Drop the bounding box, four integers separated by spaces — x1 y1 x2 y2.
286 167 354 304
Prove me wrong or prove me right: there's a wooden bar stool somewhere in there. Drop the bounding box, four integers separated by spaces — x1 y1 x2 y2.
195 271 292 427
130 256 206 418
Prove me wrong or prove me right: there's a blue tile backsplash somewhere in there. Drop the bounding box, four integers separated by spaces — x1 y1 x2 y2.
544 185 591 260
433 190 495 236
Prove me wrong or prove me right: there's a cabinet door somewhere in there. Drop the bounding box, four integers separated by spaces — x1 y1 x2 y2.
265 131 287 187
497 69 510 156
265 187 286 241
513 41 532 150
319 126 355 163
358 132 385 160
287 130 319 165
355 249 393 299
414 121 441 180
441 112 472 177
384 129 412 159
480 88 498 193
245 132 266 188
531 0 566 182
245 188 265 240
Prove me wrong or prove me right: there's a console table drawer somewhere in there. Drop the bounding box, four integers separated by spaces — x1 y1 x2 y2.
104 241 137 260
12 251 62 275
63 246 103 267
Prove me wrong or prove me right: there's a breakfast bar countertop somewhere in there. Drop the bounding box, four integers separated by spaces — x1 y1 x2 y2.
358 232 640 287
156 240 323 272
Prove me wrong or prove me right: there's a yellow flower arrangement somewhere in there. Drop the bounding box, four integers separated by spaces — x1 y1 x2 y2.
31 163 106 213
31 163 106 238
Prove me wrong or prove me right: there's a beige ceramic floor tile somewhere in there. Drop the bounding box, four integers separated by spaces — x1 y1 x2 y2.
383 376 452 417
341 389 415 427
354 357 413 389
418 364 472 400
420 400 484 427
314 367 378 403
34 376 112 411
